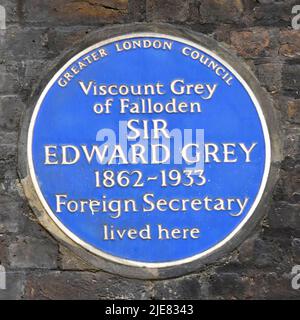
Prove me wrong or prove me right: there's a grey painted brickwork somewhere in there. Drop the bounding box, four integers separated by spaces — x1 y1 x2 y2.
0 0 299 299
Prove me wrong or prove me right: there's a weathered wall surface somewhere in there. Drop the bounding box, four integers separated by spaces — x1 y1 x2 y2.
0 0 299 299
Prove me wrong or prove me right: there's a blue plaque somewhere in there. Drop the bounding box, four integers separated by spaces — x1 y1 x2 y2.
27 34 271 267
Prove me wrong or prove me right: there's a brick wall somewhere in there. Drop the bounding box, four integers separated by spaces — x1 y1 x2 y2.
0 0 299 299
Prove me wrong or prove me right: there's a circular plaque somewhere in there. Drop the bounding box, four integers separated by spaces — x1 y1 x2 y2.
19 25 279 279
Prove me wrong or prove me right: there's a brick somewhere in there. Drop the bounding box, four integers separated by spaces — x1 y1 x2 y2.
0 131 17 149
23 0 128 26
0 61 20 94
213 26 234 46
210 272 250 299
0 26 53 60
255 62 282 93
129 0 146 22
146 0 189 22
251 1 298 27
230 28 277 58
277 96 300 125
0 195 27 234
279 30 300 58
284 128 300 158
245 271 300 299
273 173 300 204
19 59 46 99
287 98 300 124
3 27 99 66
0 271 25 300
282 64 300 99
0 236 9 265
42 27 97 57
287 99 300 124
269 202 300 230
199 0 244 24
153 275 210 299
24 271 151 299
236 234 258 265
252 238 290 269
0 95 25 132
8 236 58 269
0 132 18 197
